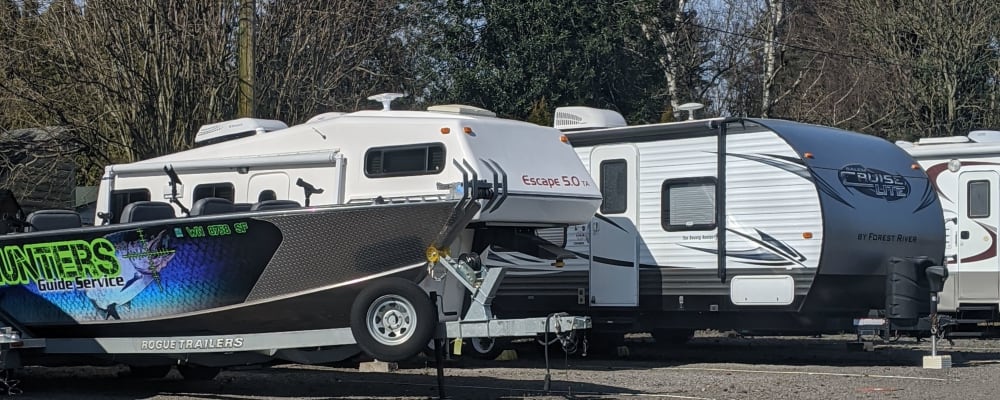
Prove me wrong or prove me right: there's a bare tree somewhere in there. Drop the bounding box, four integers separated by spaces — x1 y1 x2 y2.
255 0 416 124
0 0 239 179
799 0 999 139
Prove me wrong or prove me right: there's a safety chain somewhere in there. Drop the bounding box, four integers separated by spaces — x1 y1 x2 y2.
0 351 22 396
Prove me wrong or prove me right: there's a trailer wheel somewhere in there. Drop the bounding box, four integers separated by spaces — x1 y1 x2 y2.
468 336 509 360
350 278 437 362
177 365 221 381
127 365 172 379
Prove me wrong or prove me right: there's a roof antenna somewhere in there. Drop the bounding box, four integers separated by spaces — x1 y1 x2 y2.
676 103 705 121
367 93 406 111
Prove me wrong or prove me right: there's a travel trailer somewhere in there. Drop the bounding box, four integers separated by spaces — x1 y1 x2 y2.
0 94 598 378
897 131 1000 338
485 107 946 347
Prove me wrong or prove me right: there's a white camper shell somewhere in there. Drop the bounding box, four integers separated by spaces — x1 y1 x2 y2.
898 131 1000 337
90 96 601 339
99 104 600 228
487 107 945 341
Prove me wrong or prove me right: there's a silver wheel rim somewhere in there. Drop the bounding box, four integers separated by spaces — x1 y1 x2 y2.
366 294 417 346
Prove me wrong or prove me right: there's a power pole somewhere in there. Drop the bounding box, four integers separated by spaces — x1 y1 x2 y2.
238 0 255 117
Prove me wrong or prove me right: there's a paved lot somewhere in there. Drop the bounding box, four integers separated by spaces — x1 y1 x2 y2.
8 333 1000 399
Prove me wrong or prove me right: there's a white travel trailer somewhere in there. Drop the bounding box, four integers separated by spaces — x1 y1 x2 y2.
486 107 946 345
897 131 1000 337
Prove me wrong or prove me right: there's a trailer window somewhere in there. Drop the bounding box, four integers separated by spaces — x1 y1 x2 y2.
193 183 235 202
365 143 446 178
600 159 628 214
109 189 150 223
662 178 716 231
968 180 990 218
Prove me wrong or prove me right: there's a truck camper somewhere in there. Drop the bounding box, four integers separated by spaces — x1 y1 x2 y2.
0 94 597 380
485 107 947 347
897 131 1000 338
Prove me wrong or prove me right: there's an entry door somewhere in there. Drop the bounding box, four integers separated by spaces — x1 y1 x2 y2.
247 172 290 203
588 145 639 306
957 171 1000 301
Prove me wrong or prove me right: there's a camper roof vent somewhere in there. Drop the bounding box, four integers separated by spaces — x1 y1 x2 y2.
553 107 627 131
427 104 497 118
915 136 971 145
305 112 346 124
195 118 288 145
968 130 1000 143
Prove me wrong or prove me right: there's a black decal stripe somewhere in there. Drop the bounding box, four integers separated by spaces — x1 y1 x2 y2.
756 229 805 260
570 249 691 269
763 153 806 166
913 181 938 213
592 255 635 268
725 152 811 181
814 174 855 209
727 228 807 265
595 214 629 233
486 251 513 264
508 253 542 263
681 244 785 262
638 263 686 269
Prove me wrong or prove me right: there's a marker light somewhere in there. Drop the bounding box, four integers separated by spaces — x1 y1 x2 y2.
911 163 921 170
803 152 814 159
463 127 473 135
441 127 451 134
803 232 813 239
560 135 569 144
947 159 961 172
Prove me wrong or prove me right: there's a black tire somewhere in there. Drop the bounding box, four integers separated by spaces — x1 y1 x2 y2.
467 336 510 360
350 277 438 362
177 365 221 381
128 365 172 379
652 329 695 346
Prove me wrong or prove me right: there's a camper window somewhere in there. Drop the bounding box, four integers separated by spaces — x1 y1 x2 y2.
364 143 446 178
661 177 716 231
109 189 151 223
193 183 236 202
968 180 990 218
599 159 627 214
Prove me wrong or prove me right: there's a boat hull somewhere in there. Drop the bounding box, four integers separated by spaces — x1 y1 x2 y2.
0 201 457 338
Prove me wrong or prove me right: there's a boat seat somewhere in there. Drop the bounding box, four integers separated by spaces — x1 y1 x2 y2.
190 197 235 216
25 209 82 232
251 199 301 211
119 201 176 223
234 203 252 212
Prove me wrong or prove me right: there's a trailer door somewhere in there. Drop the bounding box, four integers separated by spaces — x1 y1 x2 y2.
588 145 639 306
957 171 1000 301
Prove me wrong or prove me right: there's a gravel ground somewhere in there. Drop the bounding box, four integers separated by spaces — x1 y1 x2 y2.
7 332 1000 399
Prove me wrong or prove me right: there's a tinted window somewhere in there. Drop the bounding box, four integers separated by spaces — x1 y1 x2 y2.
109 189 150 223
968 180 990 218
365 143 446 177
662 178 716 231
600 159 627 214
193 183 235 202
